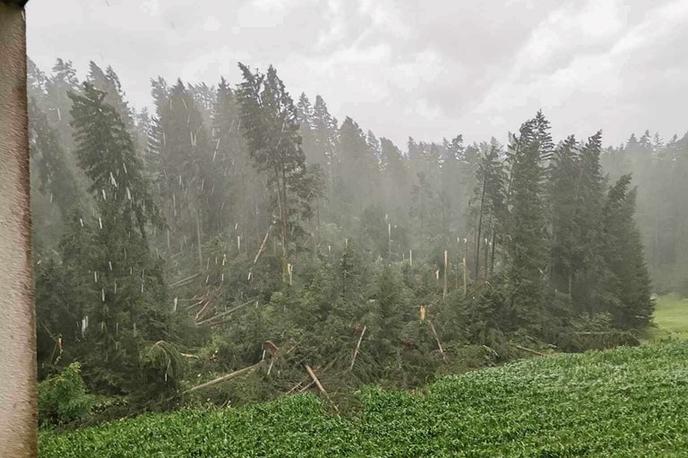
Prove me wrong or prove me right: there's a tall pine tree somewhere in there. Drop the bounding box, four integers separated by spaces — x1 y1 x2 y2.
66 83 167 392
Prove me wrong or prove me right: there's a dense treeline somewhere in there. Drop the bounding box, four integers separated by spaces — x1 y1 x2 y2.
27 58 674 422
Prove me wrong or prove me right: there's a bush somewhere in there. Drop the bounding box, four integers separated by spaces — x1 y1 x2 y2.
38 362 94 426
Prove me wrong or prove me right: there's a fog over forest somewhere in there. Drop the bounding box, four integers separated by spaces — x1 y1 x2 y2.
28 54 688 413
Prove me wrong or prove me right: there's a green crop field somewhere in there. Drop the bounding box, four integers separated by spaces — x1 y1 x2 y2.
650 294 688 340
40 342 688 457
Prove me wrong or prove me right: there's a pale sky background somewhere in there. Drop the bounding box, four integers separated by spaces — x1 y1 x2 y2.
26 0 688 148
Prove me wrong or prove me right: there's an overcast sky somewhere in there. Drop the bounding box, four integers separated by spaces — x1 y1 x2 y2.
27 0 688 148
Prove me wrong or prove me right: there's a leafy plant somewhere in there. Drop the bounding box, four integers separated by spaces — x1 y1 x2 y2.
38 362 94 426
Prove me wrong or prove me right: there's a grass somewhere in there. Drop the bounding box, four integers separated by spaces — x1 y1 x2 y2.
40 341 688 457
648 294 688 340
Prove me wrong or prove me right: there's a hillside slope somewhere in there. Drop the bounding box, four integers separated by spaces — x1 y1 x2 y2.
40 342 688 457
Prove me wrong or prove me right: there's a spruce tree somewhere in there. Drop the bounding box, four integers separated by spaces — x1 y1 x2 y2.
472 139 506 279
380 137 410 216
149 78 215 266
440 135 470 245
67 83 167 392
549 135 580 296
311 95 338 192
28 100 80 230
601 175 653 328
573 131 606 312
87 62 134 132
296 93 318 165
236 63 320 281
504 111 553 329
335 117 380 219
212 77 261 246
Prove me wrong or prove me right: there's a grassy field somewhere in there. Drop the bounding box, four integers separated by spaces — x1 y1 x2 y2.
649 294 688 340
40 341 688 457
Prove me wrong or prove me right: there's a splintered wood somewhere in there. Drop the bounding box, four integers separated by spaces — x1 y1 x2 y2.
305 364 339 413
428 320 447 362
184 361 264 393
349 325 367 371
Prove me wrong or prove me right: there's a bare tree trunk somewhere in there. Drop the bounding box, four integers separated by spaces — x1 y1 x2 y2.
280 167 289 282
474 174 486 280
0 3 37 455
274 166 288 282
442 249 448 300
490 229 497 277
195 210 203 270
483 220 490 279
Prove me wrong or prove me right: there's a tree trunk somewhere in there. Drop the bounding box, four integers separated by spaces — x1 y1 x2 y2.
474 174 487 280
274 166 289 282
0 2 37 455
195 210 203 269
483 223 489 279
490 229 497 276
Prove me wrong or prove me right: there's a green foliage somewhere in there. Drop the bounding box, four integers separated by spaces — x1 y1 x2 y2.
61 83 169 394
138 340 186 402
29 57 659 425
601 175 653 328
40 342 688 457
503 111 553 330
236 63 322 280
38 363 94 426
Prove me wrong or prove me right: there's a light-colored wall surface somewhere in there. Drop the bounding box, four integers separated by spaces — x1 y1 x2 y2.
0 3 38 456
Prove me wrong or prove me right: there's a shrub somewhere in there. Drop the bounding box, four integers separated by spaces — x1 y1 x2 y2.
38 362 94 426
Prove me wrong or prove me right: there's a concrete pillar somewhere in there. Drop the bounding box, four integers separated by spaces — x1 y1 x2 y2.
0 1 37 456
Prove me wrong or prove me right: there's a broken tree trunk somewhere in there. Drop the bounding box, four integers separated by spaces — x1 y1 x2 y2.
512 344 546 357
169 272 200 288
349 325 367 371
427 320 448 362
195 298 256 326
184 361 264 394
304 365 338 413
289 358 337 395
253 225 272 265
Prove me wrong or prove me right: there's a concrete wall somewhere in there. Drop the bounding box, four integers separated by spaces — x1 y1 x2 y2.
0 2 38 456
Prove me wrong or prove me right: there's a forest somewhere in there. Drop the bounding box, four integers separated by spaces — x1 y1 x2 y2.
27 57 688 426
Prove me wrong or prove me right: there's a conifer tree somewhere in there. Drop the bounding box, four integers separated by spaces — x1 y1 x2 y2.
149 78 215 265
296 93 318 164
504 111 553 328
472 139 506 279
87 62 134 132
212 77 261 245
311 95 338 191
380 137 410 215
335 117 380 218
45 59 80 132
600 175 653 328
549 135 580 296
236 63 320 281
66 83 167 391
28 100 80 225
573 131 606 311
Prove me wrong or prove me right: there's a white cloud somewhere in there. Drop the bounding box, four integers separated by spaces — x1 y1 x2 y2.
25 0 688 146
203 16 221 32
140 0 160 16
